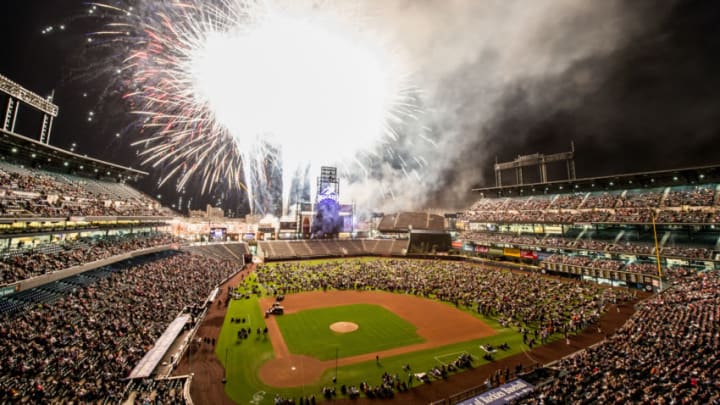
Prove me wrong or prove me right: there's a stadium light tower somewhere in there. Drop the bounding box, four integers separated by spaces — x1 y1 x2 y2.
0 74 59 143
494 142 576 186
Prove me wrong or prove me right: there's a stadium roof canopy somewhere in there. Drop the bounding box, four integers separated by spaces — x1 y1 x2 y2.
472 163 720 198
0 128 147 181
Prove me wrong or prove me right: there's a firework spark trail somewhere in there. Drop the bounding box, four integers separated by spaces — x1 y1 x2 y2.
91 0 420 215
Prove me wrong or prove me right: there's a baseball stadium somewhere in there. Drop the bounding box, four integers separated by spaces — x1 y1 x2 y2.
1 1 720 404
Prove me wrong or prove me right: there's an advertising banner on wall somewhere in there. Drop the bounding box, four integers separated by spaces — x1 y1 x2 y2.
488 247 504 256
503 248 521 257
456 379 534 405
544 224 563 234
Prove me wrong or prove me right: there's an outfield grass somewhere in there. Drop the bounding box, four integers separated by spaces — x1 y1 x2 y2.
275 304 424 360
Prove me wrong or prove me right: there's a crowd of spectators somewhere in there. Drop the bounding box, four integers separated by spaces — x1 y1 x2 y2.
623 262 665 275
549 194 585 210
461 232 544 247
516 198 552 211
521 268 719 404
0 251 238 403
463 186 720 225
542 255 592 268
664 186 715 207
501 198 528 211
579 192 619 209
603 241 656 255
123 377 188 405
590 259 625 271
609 208 652 223
709 211 720 224
464 208 720 225
661 245 713 260
655 209 710 224
615 191 663 208
0 163 166 218
572 239 607 252
0 232 180 285
461 231 713 260
543 255 668 276
257 259 632 341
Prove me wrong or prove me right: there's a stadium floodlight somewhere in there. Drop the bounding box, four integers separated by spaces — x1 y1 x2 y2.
0 74 59 117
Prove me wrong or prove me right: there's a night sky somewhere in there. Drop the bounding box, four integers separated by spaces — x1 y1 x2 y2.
2 0 720 214
476 0 720 181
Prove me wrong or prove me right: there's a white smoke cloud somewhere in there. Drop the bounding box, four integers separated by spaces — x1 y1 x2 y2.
342 0 642 213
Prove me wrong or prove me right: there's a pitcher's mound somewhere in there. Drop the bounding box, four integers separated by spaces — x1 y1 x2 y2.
330 321 359 333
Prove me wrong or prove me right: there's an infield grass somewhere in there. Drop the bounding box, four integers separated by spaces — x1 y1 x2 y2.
275 304 424 360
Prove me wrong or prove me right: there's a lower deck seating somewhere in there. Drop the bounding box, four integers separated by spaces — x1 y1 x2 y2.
258 239 410 260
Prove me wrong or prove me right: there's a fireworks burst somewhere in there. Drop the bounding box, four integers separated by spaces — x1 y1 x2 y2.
91 0 419 214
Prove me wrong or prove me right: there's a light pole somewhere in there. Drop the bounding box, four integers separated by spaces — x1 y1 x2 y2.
301 356 305 397
650 210 664 291
335 347 339 384
222 347 228 384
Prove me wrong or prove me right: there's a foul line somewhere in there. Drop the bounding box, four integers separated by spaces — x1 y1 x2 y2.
433 351 469 365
